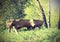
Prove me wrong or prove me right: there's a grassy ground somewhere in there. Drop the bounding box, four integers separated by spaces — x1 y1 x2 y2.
0 27 60 42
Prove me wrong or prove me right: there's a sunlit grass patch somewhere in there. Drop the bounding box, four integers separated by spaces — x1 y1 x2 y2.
0 28 60 42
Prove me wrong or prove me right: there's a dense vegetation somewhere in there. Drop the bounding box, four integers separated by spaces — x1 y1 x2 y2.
0 0 60 42
0 28 60 42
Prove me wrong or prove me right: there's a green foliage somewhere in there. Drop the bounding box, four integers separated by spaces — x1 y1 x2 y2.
0 0 59 28
0 28 60 42
24 0 43 20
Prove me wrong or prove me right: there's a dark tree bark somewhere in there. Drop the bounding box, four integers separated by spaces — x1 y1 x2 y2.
58 8 60 29
58 0 60 29
48 0 51 28
37 0 48 28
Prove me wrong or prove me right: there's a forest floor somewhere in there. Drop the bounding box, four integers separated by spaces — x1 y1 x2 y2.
0 27 60 42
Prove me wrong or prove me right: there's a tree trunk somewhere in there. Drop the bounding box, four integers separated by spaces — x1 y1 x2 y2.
37 0 48 28
58 8 60 29
48 0 51 28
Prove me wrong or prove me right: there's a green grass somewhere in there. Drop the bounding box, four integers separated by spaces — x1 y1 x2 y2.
0 28 60 42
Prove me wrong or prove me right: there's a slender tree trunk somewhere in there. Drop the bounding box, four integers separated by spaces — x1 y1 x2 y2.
48 0 51 28
58 0 60 29
37 0 48 28
58 8 60 29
